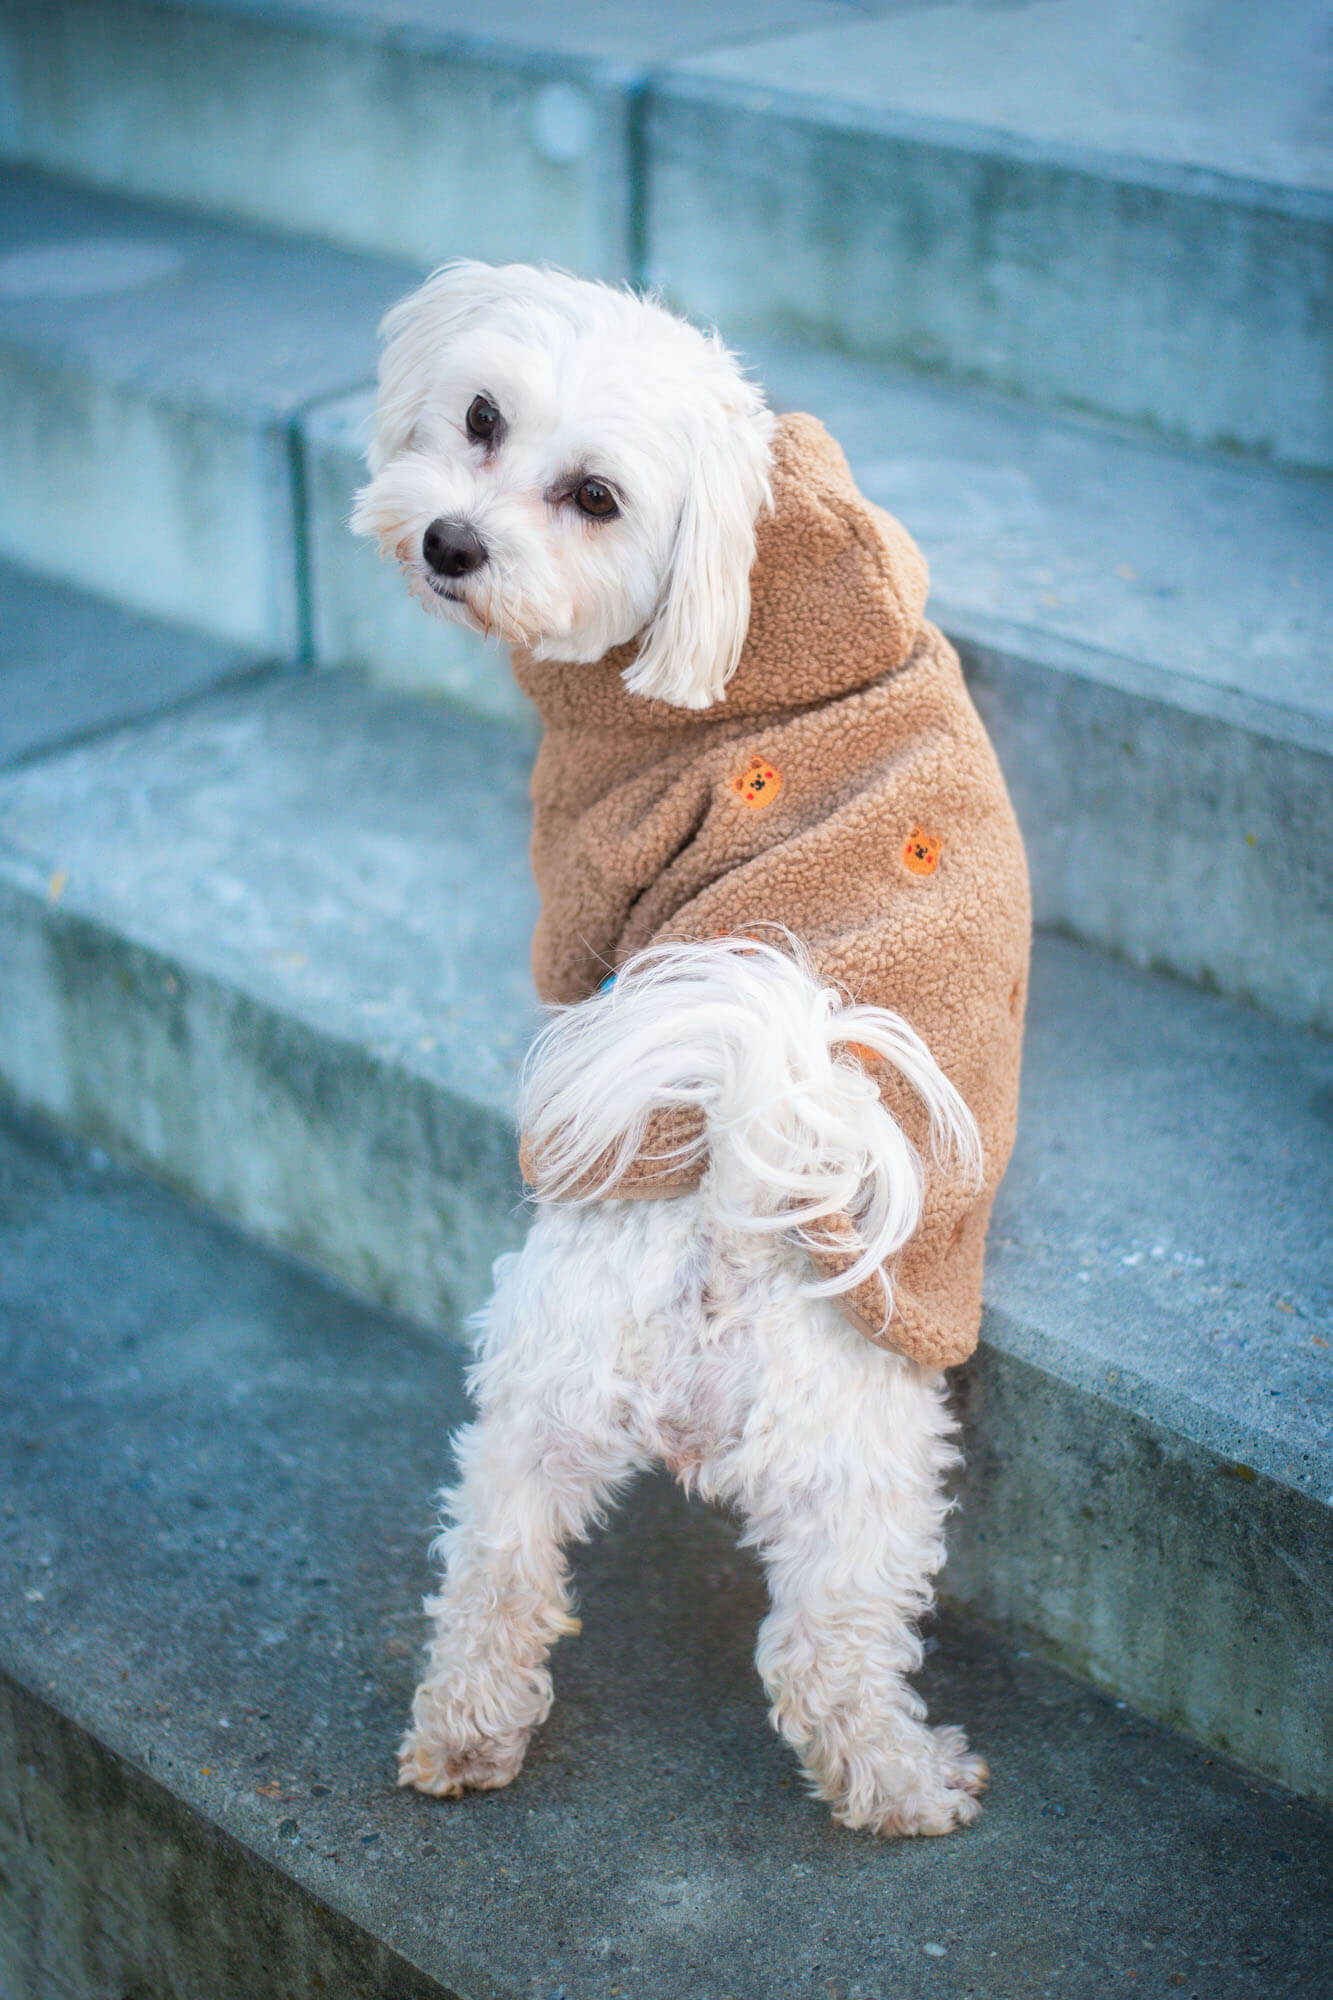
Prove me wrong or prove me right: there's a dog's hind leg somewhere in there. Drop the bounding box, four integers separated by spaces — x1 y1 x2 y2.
398 1212 646 1798
738 1327 988 1837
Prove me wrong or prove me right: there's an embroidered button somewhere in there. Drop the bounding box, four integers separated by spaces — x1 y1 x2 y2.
902 825 941 875
731 756 782 808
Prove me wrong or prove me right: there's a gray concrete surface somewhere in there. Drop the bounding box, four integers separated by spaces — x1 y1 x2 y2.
756 347 1333 743
0 557 273 769
0 164 413 647
310 353 1333 1030
2 1106 1331 2000
3 1 1328 460
0 675 538 1329
9 0 870 74
647 70 1333 466
0 0 647 276
0 671 1327 1798
674 0 1333 192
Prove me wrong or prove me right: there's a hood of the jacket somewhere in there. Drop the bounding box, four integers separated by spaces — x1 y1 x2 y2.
510 411 930 730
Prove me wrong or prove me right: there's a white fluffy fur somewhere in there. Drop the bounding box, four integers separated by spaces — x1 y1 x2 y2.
519 935 981 1316
352 260 774 708
368 266 992 1835
400 1186 987 1835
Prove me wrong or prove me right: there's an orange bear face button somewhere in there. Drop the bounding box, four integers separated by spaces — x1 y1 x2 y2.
902 825 941 875
731 756 782 808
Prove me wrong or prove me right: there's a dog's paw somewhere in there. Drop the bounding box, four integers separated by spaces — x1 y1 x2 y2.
830 1724 989 1839
877 1724 988 1838
930 1722 990 1799
397 1722 529 1798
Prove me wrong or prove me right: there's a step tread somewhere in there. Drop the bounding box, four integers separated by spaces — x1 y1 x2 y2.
0 671 1327 1495
0 557 270 769
155 0 1333 197
311 338 1333 757
3 1104 1330 2000
167 0 858 66
6 3 1327 468
0 161 413 417
5 157 1330 755
742 345 1333 753
664 0 1333 198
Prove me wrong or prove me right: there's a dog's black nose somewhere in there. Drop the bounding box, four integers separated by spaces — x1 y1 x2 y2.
422 517 488 579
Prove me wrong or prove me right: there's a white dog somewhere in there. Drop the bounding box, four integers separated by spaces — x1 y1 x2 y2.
352 263 1027 1837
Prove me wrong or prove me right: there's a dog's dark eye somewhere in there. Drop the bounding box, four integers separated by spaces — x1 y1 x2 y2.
466 395 501 443
574 478 618 520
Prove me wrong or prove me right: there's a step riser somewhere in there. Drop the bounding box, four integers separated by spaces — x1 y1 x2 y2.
0 1679 447 2000
308 414 1333 1034
5 8 1327 470
0 885 526 1331
1 876 1325 1805
0 0 634 279
646 88 1333 469
963 642 1333 1036
0 343 302 653
951 1341 1332 1806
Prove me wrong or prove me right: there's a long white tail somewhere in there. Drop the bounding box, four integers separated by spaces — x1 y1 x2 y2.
519 935 982 1308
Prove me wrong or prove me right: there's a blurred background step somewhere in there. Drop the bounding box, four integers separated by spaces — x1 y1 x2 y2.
0 668 1327 1804
647 0 1333 466
0 163 411 648
4 3 1328 466
0 0 717 276
309 349 1333 1031
5 1108 1330 2000
0 556 275 770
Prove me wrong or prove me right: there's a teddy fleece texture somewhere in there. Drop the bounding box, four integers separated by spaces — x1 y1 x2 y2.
511 413 1031 1369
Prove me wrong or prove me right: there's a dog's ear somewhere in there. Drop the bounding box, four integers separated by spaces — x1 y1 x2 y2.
623 370 774 711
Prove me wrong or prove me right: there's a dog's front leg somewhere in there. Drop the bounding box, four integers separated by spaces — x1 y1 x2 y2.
743 1355 988 1837
399 1226 644 1797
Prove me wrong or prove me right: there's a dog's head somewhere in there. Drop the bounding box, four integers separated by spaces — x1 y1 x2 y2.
351 262 775 709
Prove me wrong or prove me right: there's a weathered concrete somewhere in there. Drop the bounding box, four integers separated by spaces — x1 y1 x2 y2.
964 644 1333 1034
754 346 1333 742
4 1 1329 463
671 0 1333 194
0 677 538 1330
648 50 1333 466
0 557 272 770
0 164 412 647
310 351 1333 1029
0 0 668 275
0 671 1328 1800
2 1107 1330 2000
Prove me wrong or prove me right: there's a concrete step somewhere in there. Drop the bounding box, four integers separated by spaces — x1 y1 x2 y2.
647 1 1333 467
0 162 413 649
3 1 1329 465
3 1104 1331 2000
0 667 1328 1807
3 158 1328 1024
310 349 1333 1031
0 554 275 771
0 0 668 277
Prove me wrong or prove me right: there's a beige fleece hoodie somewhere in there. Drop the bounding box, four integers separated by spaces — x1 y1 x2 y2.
512 412 1030 1368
